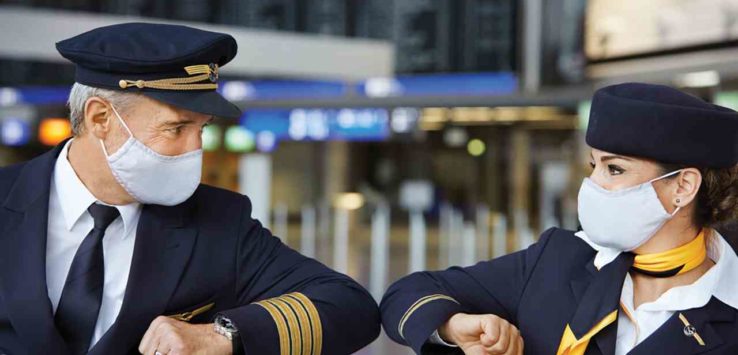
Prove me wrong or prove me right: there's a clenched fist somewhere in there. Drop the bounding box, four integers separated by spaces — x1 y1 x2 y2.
438 313 524 355
138 316 231 355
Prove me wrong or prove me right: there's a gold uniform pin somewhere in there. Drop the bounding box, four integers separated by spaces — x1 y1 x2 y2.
678 313 705 346
167 302 215 322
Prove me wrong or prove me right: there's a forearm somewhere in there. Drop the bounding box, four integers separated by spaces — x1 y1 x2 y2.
380 272 464 353
224 277 380 355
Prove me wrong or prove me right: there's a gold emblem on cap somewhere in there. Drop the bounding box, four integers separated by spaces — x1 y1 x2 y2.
208 63 219 83
118 64 218 91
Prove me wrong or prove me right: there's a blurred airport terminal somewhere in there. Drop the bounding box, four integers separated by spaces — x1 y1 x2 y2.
1 0 738 353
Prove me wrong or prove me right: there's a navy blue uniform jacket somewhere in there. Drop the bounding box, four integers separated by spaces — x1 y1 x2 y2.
381 227 738 355
0 142 380 355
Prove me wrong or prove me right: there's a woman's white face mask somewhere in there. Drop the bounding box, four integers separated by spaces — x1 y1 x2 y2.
577 170 682 251
100 105 203 206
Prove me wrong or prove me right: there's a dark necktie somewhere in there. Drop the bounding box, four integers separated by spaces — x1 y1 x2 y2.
55 203 119 354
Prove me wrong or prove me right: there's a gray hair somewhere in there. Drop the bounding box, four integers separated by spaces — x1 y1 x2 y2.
67 83 138 135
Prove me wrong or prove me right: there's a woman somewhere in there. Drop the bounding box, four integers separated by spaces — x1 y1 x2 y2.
380 83 738 355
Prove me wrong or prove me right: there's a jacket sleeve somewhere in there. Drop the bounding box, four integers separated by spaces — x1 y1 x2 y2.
379 227 557 354
219 197 381 355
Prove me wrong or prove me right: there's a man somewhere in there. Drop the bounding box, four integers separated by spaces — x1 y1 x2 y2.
0 23 380 355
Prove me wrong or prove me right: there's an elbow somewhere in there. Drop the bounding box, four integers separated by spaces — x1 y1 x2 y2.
356 284 382 346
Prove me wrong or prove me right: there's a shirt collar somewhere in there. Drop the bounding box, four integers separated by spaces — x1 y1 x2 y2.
53 139 141 236
575 230 738 311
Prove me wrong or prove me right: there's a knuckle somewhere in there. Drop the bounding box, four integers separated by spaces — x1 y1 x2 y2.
170 332 183 343
165 322 179 332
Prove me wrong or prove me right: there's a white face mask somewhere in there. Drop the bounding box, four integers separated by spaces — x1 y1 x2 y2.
577 170 682 251
101 105 203 206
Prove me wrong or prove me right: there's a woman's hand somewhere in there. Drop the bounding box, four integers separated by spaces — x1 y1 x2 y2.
438 313 524 355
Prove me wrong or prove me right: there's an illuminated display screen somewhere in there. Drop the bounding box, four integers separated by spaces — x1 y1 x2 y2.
1 117 31 146
241 108 390 143
357 72 517 97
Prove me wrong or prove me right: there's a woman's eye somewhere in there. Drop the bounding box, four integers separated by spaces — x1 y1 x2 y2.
588 162 596 169
608 165 624 175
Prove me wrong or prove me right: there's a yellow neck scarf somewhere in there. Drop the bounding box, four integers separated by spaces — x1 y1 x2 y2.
631 230 707 277
556 229 708 355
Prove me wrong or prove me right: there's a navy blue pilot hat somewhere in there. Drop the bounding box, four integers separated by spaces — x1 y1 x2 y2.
586 83 738 168
56 22 241 118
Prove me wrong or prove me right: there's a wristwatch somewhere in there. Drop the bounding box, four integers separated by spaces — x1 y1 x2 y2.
214 314 244 355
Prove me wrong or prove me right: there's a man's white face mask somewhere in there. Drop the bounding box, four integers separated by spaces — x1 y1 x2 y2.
100 105 203 206
577 169 682 251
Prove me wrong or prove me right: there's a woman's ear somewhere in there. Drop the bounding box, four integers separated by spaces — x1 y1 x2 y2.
672 168 702 209
84 97 112 140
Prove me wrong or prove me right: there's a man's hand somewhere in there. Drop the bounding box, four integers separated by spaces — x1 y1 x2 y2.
138 316 231 355
438 313 524 355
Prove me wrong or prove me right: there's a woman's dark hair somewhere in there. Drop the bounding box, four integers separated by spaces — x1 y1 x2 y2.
659 162 738 228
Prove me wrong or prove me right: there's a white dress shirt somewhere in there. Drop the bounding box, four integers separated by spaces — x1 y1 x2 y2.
575 230 738 355
46 139 142 348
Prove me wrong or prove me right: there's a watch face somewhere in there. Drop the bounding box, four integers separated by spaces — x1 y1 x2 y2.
216 315 238 333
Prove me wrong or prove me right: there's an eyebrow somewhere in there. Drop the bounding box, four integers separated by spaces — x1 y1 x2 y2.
162 116 214 127
590 153 634 162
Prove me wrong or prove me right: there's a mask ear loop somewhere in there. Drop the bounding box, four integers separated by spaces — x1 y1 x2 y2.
100 104 134 157
109 104 134 137
649 169 684 217
649 169 683 183
670 206 682 217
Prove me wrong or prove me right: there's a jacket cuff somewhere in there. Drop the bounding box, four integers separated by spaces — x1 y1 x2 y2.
397 294 462 354
428 329 459 347
222 292 323 355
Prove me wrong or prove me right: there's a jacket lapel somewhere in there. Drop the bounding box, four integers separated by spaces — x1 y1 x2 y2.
0 144 69 354
569 256 597 303
629 297 735 355
568 255 628 355
89 201 198 354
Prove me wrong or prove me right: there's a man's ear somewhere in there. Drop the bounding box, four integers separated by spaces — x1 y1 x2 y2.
84 97 112 140
672 168 702 208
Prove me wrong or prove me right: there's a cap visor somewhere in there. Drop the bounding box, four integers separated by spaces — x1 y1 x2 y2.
142 90 242 118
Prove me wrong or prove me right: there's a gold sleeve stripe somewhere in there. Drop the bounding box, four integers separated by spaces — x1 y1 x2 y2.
289 292 323 355
398 294 459 340
270 299 303 355
285 294 317 355
256 300 291 355
281 295 314 355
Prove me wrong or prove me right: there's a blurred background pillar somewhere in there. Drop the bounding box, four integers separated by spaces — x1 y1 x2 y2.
239 153 272 228
509 127 532 250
